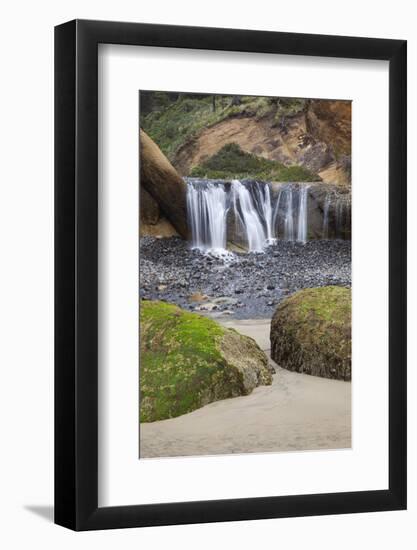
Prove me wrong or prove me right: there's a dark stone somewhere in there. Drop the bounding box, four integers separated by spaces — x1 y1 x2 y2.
140 236 351 319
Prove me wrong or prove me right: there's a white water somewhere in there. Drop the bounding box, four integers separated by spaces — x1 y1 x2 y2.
322 194 331 238
264 185 274 242
283 188 295 241
272 189 282 236
186 179 317 252
231 180 267 252
297 185 309 243
186 181 228 252
253 181 274 243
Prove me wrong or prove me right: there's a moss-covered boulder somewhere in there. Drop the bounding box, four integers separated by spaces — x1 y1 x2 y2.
270 286 351 381
140 300 272 422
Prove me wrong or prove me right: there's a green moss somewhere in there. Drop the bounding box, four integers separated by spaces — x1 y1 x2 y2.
270 286 351 380
288 286 351 324
140 300 270 422
190 143 320 181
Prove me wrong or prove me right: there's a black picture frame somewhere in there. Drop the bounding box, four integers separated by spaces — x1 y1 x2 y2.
55 19 407 531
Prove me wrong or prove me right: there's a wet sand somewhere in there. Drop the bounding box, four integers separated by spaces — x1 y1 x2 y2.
140 319 351 458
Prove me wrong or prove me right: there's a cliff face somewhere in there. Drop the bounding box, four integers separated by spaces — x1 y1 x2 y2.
307 100 351 157
139 96 352 242
171 100 351 186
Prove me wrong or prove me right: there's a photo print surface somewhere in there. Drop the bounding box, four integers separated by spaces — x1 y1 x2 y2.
139 91 351 459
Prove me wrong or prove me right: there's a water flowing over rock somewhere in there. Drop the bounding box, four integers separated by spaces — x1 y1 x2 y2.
308 185 351 240
186 181 228 251
272 184 311 243
230 180 271 252
186 178 350 252
322 193 331 238
297 185 309 243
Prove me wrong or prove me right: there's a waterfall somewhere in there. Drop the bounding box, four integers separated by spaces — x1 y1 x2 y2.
283 188 295 241
186 179 325 252
274 184 309 243
186 181 228 252
297 185 309 243
272 189 282 238
251 181 274 243
264 184 274 242
322 193 331 239
336 199 344 239
231 180 268 252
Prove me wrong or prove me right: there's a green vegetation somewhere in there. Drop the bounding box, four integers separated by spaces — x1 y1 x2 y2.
140 93 307 161
287 286 351 323
140 300 271 422
272 97 307 122
190 143 320 181
270 286 351 380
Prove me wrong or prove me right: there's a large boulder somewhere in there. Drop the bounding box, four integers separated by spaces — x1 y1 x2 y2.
140 187 160 225
140 300 272 422
270 286 351 380
140 129 189 238
139 186 179 238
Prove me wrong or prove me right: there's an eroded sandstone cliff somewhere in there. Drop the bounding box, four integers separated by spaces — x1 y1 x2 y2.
172 99 351 186
140 129 188 238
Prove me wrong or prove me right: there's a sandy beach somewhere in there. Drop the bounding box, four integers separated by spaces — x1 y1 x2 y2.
140 319 351 458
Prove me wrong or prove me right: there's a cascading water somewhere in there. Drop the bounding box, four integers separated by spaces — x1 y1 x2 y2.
297 185 309 243
322 194 331 238
272 189 282 236
283 188 295 241
231 180 267 252
272 184 309 242
336 199 344 239
250 181 274 243
186 178 345 252
186 181 228 252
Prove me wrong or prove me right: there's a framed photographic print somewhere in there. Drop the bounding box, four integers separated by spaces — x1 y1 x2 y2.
55 20 407 530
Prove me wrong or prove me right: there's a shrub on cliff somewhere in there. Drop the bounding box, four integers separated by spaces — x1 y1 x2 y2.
190 143 320 181
141 94 308 162
270 286 351 380
140 300 273 422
